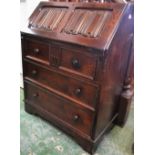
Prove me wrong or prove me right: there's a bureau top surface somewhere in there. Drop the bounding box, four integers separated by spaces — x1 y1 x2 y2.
21 2 128 50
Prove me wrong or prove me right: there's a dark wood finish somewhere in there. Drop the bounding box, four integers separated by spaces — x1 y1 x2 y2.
59 47 97 79
23 38 50 65
25 81 94 135
23 2 127 50
93 3 134 138
21 2 134 154
23 60 99 109
116 36 134 126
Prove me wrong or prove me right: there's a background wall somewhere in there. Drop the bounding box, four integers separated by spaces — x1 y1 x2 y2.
20 0 48 87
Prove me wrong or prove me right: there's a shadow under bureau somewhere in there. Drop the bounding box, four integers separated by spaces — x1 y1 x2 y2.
21 2 134 154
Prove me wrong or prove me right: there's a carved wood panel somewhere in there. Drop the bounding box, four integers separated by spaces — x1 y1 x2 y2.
30 7 67 31
63 9 111 37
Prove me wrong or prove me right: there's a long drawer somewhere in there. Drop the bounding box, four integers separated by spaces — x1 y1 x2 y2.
24 82 94 135
23 61 99 109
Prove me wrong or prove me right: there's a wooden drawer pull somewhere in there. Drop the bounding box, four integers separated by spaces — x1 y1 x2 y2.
72 58 80 69
33 93 39 97
34 48 40 54
75 88 82 96
32 70 37 75
73 115 79 122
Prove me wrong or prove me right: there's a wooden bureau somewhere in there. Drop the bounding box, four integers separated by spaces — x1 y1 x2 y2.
21 2 134 154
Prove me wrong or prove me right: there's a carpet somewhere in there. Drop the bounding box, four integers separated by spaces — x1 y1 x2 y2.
20 88 134 155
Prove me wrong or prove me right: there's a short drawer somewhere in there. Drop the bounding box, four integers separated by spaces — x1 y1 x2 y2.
22 38 50 65
24 61 99 109
50 46 97 80
24 82 94 135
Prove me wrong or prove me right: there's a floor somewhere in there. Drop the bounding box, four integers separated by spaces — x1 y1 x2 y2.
20 88 134 155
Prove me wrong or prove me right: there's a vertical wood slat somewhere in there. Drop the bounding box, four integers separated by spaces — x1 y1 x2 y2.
42 9 55 29
39 9 53 28
73 11 90 35
81 13 101 36
82 12 97 36
89 14 103 37
49 9 60 29
67 10 84 33
72 11 86 34
31 9 48 27
93 12 110 37
37 8 50 28
50 9 67 30
79 11 94 35
46 9 58 29
63 10 78 33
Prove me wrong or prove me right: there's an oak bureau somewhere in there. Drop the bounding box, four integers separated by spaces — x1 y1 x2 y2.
21 2 134 154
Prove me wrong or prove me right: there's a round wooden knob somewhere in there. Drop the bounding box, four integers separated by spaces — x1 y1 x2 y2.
72 58 80 69
73 115 79 122
32 70 37 75
75 88 81 96
34 48 40 54
33 93 38 97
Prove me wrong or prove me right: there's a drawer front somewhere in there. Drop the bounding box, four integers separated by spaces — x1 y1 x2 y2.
51 47 97 80
25 82 94 135
23 38 50 65
24 61 98 108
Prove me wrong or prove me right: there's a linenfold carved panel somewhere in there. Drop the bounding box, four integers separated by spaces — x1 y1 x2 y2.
29 7 67 31
29 6 111 38
62 9 111 38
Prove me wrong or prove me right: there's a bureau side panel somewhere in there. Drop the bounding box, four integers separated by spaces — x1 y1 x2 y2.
93 4 134 139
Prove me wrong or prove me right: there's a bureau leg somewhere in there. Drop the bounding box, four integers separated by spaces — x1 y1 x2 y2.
115 79 133 127
88 142 100 155
25 103 37 115
88 121 116 154
116 94 132 127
